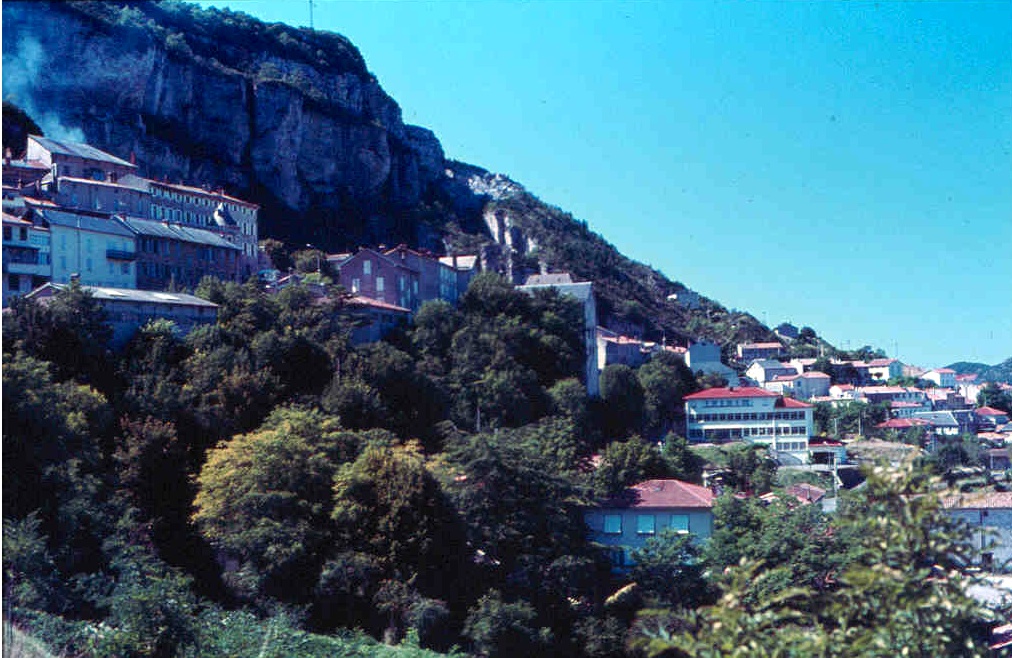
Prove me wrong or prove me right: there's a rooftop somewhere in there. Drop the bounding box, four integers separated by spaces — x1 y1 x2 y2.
601 479 714 510
942 491 1012 510
29 283 217 308
30 135 135 169
118 216 239 249
684 386 779 400
977 406 1010 417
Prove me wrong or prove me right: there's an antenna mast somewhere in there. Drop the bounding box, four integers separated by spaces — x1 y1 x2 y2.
309 0 315 29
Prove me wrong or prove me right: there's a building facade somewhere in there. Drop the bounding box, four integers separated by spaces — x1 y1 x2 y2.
684 386 813 464
2 212 50 305
40 208 136 289
585 479 714 569
119 217 242 291
26 283 218 348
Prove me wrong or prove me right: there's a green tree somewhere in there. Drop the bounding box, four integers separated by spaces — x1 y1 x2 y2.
463 590 551 658
978 382 1012 414
637 352 698 439
630 530 710 609
592 437 669 499
599 364 645 439
331 442 469 601
192 408 362 601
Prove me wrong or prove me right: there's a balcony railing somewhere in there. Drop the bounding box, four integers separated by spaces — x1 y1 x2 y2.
106 249 137 261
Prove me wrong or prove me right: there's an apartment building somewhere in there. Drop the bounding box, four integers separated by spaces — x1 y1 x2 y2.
684 386 813 464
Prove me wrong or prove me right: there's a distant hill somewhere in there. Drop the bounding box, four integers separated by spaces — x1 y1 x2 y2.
946 358 1012 384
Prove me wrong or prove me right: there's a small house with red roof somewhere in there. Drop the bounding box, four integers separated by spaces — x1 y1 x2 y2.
585 479 714 568
684 386 814 464
943 491 1012 570
976 406 1010 430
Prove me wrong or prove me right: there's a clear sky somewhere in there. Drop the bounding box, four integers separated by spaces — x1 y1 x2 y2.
196 0 1011 368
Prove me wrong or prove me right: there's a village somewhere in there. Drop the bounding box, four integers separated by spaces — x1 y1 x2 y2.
4 134 1012 652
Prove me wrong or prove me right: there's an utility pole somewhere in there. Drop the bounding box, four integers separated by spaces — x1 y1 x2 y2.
308 0 315 29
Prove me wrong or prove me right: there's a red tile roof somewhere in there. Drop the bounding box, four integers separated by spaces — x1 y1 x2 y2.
684 386 778 400
775 397 812 408
933 368 956 374
976 407 1010 417
942 492 1012 510
877 418 932 429
346 296 410 313
785 482 826 504
801 371 831 379
604 479 714 509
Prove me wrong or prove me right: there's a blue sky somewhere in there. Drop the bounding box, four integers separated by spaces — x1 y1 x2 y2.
197 0 1011 368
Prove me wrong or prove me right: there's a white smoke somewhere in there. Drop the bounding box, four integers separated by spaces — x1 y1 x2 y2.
3 34 86 144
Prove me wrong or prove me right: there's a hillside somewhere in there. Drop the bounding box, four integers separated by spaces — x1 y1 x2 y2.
946 358 1012 384
2 0 783 349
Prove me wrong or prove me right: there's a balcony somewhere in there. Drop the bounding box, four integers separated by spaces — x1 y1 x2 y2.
5 260 50 276
106 249 137 261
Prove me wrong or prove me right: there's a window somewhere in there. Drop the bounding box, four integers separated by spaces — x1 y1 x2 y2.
19 228 27 241
603 514 622 535
670 515 690 533
637 515 656 535
2 227 10 241
376 276 385 292
9 274 21 290
351 278 360 293
122 263 129 275
363 259 372 276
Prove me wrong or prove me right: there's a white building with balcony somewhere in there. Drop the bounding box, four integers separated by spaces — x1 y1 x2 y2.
3 212 51 306
684 386 814 464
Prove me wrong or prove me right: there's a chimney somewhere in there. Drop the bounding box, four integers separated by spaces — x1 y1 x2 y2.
129 151 136 165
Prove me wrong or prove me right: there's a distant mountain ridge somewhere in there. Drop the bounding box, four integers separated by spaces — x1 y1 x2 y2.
2 0 786 350
946 358 1012 384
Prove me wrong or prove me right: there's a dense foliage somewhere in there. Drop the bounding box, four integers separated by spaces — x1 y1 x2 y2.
2 279 1001 656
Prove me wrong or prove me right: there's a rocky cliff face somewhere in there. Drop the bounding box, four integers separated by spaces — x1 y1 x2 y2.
2 0 780 349
2 0 447 249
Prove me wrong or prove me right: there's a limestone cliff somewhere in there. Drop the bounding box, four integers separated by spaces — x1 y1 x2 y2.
2 0 446 248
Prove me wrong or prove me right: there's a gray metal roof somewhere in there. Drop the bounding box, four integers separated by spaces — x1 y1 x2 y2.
119 216 240 250
41 208 135 237
40 283 217 308
30 136 136 169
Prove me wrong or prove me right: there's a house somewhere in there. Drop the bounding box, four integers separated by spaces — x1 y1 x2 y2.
343 295 411 345
35 207 137 289
736 341 783 362
909 410 964 436
332 248 420 312
921 368 957 389
975 407 1010 431
684 386 813 464
26 135 138 186
685 339 739 387
745 359 798 384
119 216 242 290
517 273 599 396
942 492 1012 570
26 282 218 348
386 245 464 305
857 385 930 413
764 371 831 400
864 358 903 382
148 180 259 276
3 212 50 306
597 328 649 371
926 388 970 411
585 479 714 569
438 254 480 299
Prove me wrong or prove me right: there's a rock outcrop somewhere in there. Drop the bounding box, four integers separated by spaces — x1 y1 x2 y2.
2 0 446 249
